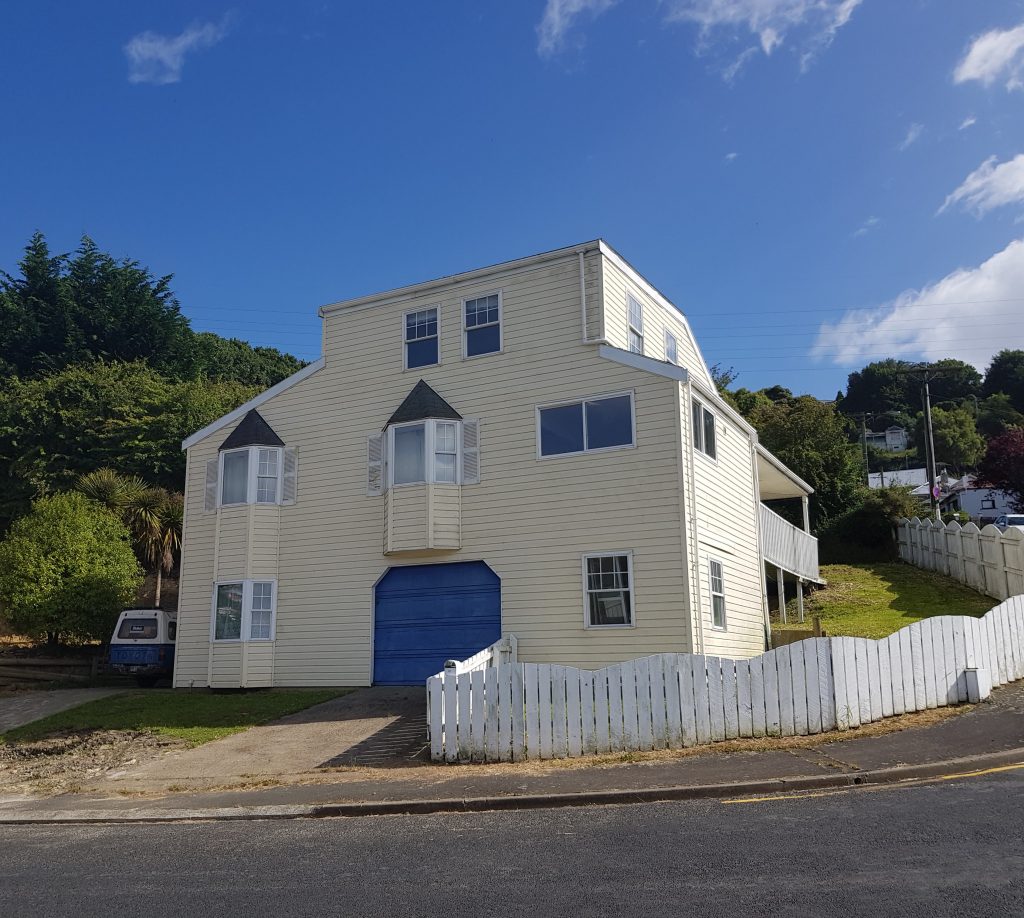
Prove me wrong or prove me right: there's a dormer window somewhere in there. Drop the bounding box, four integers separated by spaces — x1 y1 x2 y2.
389 420 460 486
205 409 297 511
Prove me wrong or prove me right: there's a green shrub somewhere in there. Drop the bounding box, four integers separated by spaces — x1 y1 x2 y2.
0 492 143 645
818 486 921 564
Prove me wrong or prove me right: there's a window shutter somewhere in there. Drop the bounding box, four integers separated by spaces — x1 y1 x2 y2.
205 458 219 512
282 447 298 505
367 433 384 496
461 419 480 485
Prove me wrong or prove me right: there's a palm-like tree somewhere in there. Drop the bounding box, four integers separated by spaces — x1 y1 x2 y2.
77 469 183 607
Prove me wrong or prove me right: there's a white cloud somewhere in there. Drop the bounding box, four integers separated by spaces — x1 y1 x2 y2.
938 154 1024 218
959 115 977 130
954 23 1024 91
124 18 231 84
535 0 861 68
663 0 862 65
725 151 739 161
812 239 1024 369
852 215 879 237
899 122 923 151
536 0 618 58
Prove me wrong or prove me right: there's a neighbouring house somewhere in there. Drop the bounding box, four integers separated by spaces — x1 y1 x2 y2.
173 241 820 689
939 475 1017 525
868 467 929 490
864 425 908 453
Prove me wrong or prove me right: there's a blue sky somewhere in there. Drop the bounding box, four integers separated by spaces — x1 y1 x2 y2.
3 1 1024 398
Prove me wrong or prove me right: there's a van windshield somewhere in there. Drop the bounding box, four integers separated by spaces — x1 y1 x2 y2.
1008 515 1024 527
117 618 158 639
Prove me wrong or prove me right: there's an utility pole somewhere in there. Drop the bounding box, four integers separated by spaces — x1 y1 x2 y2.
922 375 940 521
861 415 870 486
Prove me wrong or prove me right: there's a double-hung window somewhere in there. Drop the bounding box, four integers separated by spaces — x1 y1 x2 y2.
665 330 679 365
691 399 717 460
627 294 644 355
220 447 283 506
709 559 726 629
538 393 634 457
405 307 439 369
583 553 634 627
464 293 501 357
389 419 462 486
213 580 276 642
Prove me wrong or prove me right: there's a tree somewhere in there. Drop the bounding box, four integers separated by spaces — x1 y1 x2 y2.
978 429 1024 511
838 358 981 416
818 486 921 562
977 393 1024 439
913 406 985 473
79 470 183 608
0 492 143 645
746 396 863 527
983 349 1024 412
0 361 256 525
186 332 305 389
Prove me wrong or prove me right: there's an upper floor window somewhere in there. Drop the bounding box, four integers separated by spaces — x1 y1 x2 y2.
538 392 635 458
220 447 283 506
388 419 467 486
405 307 439 369
464 293 502 357
692 399 717 460
627 294 644 354
665 330 678 365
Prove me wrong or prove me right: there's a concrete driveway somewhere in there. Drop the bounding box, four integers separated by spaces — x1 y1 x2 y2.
112 687 427 788
0 689 124 734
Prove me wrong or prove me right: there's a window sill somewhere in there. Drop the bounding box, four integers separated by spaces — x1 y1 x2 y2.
694 448 719 466
462 348 503 361
584 622 636 630
539 442 636 461
404 362 440 373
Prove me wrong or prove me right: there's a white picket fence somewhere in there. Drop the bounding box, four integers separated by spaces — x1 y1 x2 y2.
897 517 1024 601
425 596 1024 763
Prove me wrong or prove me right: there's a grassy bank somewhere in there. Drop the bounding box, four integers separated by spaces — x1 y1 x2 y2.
776 562 998 640
2 688 349 746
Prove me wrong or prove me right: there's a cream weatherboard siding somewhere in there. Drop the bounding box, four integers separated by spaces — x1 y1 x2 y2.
174 240 794 688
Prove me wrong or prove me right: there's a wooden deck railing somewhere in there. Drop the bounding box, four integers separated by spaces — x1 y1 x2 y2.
760 504 820 582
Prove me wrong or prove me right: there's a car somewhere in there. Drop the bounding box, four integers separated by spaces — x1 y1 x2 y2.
993 514 1024 533
107 608 177 687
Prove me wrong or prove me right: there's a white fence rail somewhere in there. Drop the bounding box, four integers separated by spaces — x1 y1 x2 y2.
425 597 1024 763
897 517 1024 601
760 504 820 582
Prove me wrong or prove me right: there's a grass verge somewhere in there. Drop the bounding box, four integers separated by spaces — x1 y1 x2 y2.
1 688 349 746
774 562 997 640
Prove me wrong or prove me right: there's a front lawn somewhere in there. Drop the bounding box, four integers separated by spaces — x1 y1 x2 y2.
775 562 998 640
1 688 348 746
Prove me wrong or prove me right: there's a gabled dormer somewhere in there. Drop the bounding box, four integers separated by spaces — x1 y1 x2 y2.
369 381 479 554
205 409 296 511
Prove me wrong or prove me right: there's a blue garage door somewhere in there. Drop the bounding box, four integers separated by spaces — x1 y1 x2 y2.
373 562 501 685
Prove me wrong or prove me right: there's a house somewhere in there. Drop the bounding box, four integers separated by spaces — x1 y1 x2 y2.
173 241 820 689
939 475 1016 524
864 426 908 453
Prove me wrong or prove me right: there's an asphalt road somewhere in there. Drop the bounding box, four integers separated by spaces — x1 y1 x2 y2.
2 770 1023 917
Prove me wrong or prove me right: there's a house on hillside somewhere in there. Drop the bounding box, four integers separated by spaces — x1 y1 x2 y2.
864 426 908 452
868 467 929 490
939 475 1016 525
173 241 820 689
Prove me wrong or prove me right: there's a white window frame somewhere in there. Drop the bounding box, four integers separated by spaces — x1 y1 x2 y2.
708 558 727 631
627 293 645 355
582 551 636 630
462 290 503 359
665 329 679 365
403 305 440 371
691 399 717 462
219 446 283 507
386 418 462 487
536 390 637 460
210 579 277 643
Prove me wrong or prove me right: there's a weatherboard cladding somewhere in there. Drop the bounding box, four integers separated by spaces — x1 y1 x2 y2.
219 409 286 451
385 379 462 427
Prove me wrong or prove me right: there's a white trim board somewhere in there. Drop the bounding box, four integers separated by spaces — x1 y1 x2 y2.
181 358 326 451
598 345 689 382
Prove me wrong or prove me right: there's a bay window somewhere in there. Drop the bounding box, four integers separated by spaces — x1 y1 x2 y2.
219 446 284 506
212 580 277 642
388 419 463 486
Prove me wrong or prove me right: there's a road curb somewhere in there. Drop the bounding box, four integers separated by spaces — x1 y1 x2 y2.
2 746 1023 825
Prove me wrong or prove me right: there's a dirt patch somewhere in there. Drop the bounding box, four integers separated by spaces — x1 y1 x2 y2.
0 730 187 795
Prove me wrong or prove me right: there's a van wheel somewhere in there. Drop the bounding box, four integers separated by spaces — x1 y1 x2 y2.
136 676 158 688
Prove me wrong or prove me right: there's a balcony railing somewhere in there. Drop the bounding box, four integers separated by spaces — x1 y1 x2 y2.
760 504 820 582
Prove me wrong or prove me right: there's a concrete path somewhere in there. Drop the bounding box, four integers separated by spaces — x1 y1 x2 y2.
116 686 426 784
0 689 123 734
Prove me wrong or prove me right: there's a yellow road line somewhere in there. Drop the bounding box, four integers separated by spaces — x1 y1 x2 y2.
720 762 1024 805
